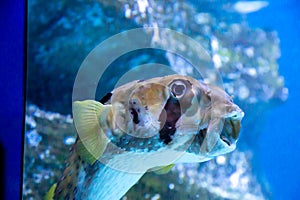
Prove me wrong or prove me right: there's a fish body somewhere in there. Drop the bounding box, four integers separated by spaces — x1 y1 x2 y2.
50 75 244 199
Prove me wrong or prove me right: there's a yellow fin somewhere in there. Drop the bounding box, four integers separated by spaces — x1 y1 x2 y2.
73 100 111 165
152 164 175 175
44 183 57 200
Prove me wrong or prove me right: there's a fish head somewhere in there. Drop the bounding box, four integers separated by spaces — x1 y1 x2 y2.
109 74 244 159
185 80 245 158
110 75 200 139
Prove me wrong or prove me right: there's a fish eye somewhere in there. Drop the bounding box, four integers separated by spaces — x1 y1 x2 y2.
170 80 186 98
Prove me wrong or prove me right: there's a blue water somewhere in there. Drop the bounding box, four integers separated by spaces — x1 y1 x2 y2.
1 0 299 199
248 0 300 199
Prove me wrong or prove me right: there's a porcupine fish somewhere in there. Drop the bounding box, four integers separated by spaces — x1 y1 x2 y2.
45 74 244 200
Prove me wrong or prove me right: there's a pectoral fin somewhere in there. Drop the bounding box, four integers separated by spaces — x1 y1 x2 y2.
73 100 111 164
150 164 175 175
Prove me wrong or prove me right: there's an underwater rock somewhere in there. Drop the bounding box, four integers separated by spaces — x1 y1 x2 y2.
23 105 76 199
126 151 265 200
27 0 138 114
27 0 287 114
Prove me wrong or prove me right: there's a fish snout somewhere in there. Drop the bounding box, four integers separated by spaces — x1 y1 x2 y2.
220 108 244 146
227 107 245 121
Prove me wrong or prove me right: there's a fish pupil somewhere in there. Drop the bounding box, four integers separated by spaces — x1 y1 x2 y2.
172 84 185 96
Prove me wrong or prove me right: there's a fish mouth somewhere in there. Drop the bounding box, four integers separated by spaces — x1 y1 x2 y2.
196 116 242 148
219 117 241 146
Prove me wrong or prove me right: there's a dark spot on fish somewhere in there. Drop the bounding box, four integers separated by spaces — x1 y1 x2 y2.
145 106 148 110
64 193 70 200
186 80 192 86
73 187 78 195
76 163 80 170
57 187 62 194
99 92 112 104
67 183 73 189
130 108 140 124
200 128 206 138
166 122 173 129
159 97 181 144
137 79 145 83
60 175 66 181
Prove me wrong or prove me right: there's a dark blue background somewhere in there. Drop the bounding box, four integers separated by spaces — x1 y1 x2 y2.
0 0 25 199
0 0 299 199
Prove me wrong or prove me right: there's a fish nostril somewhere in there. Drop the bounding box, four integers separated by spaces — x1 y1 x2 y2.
230 111 244 121
232 114 240 121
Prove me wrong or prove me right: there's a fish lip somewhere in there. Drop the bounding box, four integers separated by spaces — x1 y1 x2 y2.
219 117 241 146
195 116 242 148
220 134 231 146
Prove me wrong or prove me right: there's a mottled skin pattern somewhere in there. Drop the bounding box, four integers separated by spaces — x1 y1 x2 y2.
54 140 81 199
52 75 244 199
